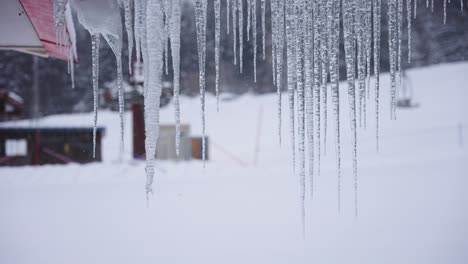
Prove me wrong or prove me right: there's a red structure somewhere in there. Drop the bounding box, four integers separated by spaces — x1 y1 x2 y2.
19 0 73 60
0 0 75 61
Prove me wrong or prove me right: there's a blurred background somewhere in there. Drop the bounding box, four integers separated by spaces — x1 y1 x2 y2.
1 1 468 118
0 1 467 264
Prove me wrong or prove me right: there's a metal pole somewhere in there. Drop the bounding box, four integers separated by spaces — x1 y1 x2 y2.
31 56 40 122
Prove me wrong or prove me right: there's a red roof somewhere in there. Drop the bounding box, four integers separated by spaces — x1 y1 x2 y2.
19 0 71 61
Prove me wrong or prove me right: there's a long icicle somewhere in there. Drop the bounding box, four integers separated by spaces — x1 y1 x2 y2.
304 0 315 200
134 0 144 63
343 0 358 216
329 0 341 211
123 0 134 74
295 0 307 236
253 0 257 82
407 0 412 62
276 0 285 145
444 0 447 24
261 0 266 59
215 0 221 110
247 0 252 40
170 0 182 156
163 1 170 75
195 0 208 163
227 0 231 34
373 0 382 151
286 0 297 171
91 34 100 159
397 0 403 120
388 0 398 120
313 0 321 177
414 0 418 18
145 0 164 198
239 0 244 73
233 0 238 65
320 0 329 153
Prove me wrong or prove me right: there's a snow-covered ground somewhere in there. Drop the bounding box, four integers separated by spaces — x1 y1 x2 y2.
0 63 467 264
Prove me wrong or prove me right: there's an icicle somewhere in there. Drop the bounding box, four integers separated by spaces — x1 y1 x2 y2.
275 0 285 104
364 0 372 102
271 0 281 144
74 0 124 158
271 0 277 87
431 0 434 12
253 0 257 82
170 0 182 156
239 0 244 73
407 0 412 63
414 0 418 18
247 0 252 41
53 0 69 48
397 0 403 120
194 0 208 163
388 0 398 120
226 0 231 35
123 0 134 74
91 34 100 158
135 0 144 62
68 44 75 89
343 0 358 216
313 0 321 177
320 0 330 152
329 0 341 211
215 0 221 110
462 0 464 11
444 0 447 24
286 0 297 170
356 0 366 129
233 0 237 65
373 0 381 151
261 0 266 59
145 0 164 197
304 0 314 199
166 1 172 75
295 0 306 235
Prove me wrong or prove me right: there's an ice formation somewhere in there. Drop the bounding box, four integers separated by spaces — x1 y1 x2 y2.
58 0 456 223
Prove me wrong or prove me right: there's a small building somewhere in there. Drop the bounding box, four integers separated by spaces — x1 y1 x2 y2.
132 103 208 161
0 127 105 166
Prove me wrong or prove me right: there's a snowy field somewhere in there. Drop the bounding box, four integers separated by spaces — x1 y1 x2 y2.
0 62 467 264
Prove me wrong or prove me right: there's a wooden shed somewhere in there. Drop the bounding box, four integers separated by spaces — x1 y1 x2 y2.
132 103 208 160
0 127 105 166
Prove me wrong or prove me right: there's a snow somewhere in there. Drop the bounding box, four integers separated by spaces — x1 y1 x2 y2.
0 62 467 263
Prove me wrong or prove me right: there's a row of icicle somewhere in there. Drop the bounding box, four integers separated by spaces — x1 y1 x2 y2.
52 0 463 223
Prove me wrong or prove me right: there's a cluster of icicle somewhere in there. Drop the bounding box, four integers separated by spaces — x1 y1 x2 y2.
53 0 76 89
53 0 460 214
